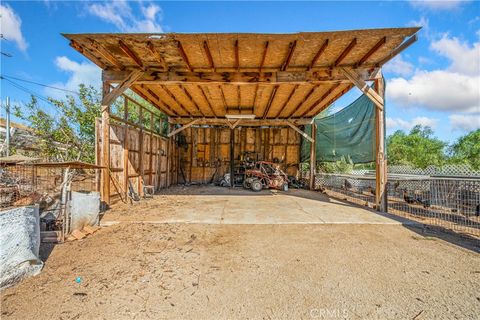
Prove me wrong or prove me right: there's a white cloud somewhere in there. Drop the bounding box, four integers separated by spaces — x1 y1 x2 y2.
409 0 471 10
387 34 480 113
46 56 101 99
86 0 163 33
383 55 414 77
449 114 480 131
0 4 28 51
387 116 439 131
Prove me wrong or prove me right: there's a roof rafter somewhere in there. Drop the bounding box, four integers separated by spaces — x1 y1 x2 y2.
119 40 143 68
177 40 193 71
308 39 329 71
203 40 215 71
281 40 297 71
179 85 204 116
274 84 299 118
356 36 387 67
262 85 279 119
334 38 357 67
198 85 217 117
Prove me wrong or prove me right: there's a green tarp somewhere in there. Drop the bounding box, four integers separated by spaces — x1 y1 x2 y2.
301 93 379 164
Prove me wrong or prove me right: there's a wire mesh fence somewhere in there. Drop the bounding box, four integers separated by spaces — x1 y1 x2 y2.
0 164 97 210
312 167 480 238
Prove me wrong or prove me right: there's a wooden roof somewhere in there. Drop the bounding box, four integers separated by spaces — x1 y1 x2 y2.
64 28 419 122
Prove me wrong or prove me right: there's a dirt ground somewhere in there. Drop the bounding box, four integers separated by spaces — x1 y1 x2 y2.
1 186 480 319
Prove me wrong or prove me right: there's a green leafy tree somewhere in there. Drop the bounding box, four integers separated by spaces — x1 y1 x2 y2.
448 129 480 170
387 125 447 169
14 85 101 162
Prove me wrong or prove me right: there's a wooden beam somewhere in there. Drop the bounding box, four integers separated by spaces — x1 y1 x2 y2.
102 70 144 107
226 119 242 129
69 40 106 69
234 39 239 71
274 84 299 118
262 85 279 119
170 117 313 126
146 41 168 70
102 68 381 85
308 39 329 71
340 67 384 110
179 85 204 116
230 127 235 187
292 86 322 117
376 34 418 66
119 40 143 68
198 85 217 117
101 82 111 205
300 83 341 117
161 85 191 115
334 38 357 67
168 119 200 137
219 85 228 113
237 85 241 113
281 40 297 71
356 36 386 67
305 84 352 117
375 76 387 212
286 120 313 143
259 41 269 72
88 38 123 70
309 122 317 190
133 85 177 116
177 40 193 71
287 85 316 118
203 40 215 71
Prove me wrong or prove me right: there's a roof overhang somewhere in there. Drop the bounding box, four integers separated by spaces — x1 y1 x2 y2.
63 28 420 120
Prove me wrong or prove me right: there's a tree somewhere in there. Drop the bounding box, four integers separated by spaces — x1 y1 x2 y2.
387 125 447 169
448 129 480 170
15 85 101 162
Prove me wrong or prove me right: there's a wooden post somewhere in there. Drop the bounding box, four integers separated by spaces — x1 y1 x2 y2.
95 118 101 192
123 97 129 201
309 123 316 190
230 127 235 187
138 106 144 197
375 76 387 212
101 83 111 205
149 113 154 185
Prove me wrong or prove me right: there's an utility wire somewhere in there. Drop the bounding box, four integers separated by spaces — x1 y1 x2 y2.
0 74 79 95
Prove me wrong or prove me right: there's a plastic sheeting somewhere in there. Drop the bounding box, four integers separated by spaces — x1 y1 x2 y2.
0 206 43 289
301 93 378 164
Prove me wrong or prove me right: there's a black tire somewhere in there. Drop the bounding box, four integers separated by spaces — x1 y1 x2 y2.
250 179 262 192
243 180 250 189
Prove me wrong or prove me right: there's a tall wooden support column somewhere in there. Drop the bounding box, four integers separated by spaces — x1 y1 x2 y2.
230 128 235 188
123 97 129 201
309 123 317 190
101 82 111 205
375 77 387 212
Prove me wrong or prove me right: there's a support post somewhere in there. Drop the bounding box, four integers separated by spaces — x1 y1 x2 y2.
123 97 129 200
101 82 111 205
230 127 235 188
375 76 387 212
309 123 316 190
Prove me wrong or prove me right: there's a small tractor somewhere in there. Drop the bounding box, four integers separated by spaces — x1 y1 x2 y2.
243 161 289 192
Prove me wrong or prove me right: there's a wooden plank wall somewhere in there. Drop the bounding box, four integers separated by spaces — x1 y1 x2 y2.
179 126 301 184
97 120 176 203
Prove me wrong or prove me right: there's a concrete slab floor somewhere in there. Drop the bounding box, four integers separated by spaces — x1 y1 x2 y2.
102 185 415 226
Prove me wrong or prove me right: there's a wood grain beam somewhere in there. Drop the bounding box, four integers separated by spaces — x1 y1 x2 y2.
262 85 279 119
274 84 299 118
305 84 353 117
102 70 143 106
179 85 204 116
177 40 193 71
300 83 341 117
203 40 215 71
88 38 124 70
259 41 269 72
287 85 316 118
234 39 239 71
146 41 168 70
376 34 418 66
340 67 384 110
170 117 313 126
334 38 357 67
281 40 297 71
69 40 106 69
133 85 177 116
119 40 143 68
103 68 381 85
167 119 200 137
161 85 191 115
308 39 329 71
356 36 386 67
197 85 217 117
286 120 314 143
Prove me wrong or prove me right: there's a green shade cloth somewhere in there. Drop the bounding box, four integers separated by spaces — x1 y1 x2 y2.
301 93 379 164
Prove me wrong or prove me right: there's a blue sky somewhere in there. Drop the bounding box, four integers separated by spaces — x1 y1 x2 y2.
1 0 479 142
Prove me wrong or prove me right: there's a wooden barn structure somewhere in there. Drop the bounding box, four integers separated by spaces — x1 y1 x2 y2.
63 27 420 211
